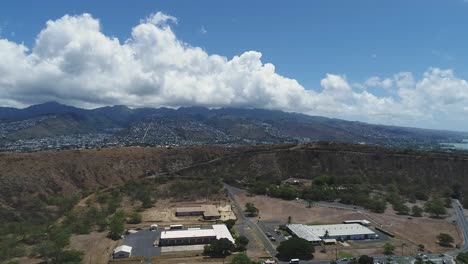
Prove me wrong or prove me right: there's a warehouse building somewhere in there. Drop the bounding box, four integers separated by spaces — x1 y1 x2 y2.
175 205 221 220
159 224 234 246
286 224 378 245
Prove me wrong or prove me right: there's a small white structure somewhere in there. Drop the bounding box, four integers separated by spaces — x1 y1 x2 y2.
113 245 132 259
343 220 371 226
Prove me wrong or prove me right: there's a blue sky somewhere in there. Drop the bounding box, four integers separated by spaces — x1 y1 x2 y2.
1 0 468 130
3 0 468 89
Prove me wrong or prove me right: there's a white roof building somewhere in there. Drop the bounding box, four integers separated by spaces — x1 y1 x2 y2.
113 245 132 254
306 224 375 237
113 245 132 258
212 224 235 243
160 228 216 239
286 224 321 243
159 224 235 245
286 224 376 243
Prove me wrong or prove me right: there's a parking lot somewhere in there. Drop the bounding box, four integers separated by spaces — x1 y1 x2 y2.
123 229 161 257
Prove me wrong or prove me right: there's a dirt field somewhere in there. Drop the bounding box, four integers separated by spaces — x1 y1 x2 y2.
139 199 234 227
234 190 463 255
69 231 119 264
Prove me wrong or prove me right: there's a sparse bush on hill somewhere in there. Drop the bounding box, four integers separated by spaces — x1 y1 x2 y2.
411 205 423 217
127 211 142 224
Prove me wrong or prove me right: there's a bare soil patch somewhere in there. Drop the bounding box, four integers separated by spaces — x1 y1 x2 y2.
69 231 119 264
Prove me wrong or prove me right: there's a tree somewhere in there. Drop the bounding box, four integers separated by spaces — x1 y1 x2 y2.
245 203 259 217
224 219 237 230
457 252 468 264
204 238 235 257
358 255 374 264
437 233 454 247
235 236 249 251
424 199 447 217
230 253 255 264
108 211 125 240
383 243 395 255
276 237 315 260
411 205 423 217
393 203 410 215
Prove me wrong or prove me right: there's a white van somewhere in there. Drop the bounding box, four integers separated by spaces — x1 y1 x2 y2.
289 259 300 264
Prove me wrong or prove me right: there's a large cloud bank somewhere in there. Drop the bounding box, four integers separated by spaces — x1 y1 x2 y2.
0 12 467 129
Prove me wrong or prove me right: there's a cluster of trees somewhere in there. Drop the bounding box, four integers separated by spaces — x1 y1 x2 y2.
437 233 454 247
248 172 465 218
276 237 315 260
424 199 447 218
31 226 82 264
245 203 259 217
457 252 468 264
204 238 235 257
204 235 250 258
0 194 84 263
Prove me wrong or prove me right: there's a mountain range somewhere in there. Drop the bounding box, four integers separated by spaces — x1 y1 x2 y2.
0 102 467 152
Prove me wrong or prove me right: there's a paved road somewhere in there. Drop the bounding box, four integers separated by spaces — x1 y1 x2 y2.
447 199 468 256
225 184 279 258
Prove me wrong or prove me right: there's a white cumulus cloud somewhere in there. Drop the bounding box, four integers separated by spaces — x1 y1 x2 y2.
0 12 468 130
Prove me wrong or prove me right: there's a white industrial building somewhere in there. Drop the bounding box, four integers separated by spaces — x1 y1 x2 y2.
112 245 132 259
159 224 234 246
287 224 378 244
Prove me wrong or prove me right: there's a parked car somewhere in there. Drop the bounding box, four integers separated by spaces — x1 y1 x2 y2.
289 259 300 264
270 237 276 242
265 232 272 237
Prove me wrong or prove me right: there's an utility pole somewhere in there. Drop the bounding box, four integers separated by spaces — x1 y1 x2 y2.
401 243 407 256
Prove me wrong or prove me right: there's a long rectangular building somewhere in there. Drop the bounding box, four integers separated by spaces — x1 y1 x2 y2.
287 224 378 244
159 224 234 246
175 205 221 220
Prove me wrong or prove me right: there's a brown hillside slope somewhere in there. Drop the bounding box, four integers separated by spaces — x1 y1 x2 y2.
1 142 468 210
0 146 243 208
177 142 468 195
